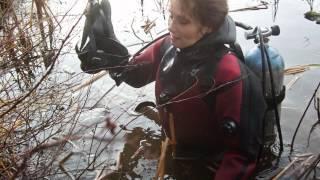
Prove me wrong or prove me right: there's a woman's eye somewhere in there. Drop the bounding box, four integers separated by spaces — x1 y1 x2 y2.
168 13 190 25
178 18 190 25
179 19 189 25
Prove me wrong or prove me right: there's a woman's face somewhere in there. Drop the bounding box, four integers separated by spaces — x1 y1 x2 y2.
168 0 210 49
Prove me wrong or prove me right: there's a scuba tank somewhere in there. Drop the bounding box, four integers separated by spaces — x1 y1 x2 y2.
236 24 285 149
245 40 285 147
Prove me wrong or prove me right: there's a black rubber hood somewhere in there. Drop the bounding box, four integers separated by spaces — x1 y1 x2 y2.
180 15 237 51
209 15 237 44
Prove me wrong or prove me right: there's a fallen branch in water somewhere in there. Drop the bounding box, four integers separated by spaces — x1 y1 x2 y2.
284 64 320 89
12 132 118 180
284 64 320 75
273 153 320 180
229 1 268 12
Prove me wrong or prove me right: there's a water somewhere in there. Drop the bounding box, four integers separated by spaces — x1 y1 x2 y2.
52 0 320 179
229 0 320 153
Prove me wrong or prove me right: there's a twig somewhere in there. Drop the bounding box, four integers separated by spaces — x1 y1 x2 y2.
272 158 298 180
75 114 143 179
155 137 170 180
290 82 320 153
11 137 74 180
72 71 109 92
90 84 116 110
59 152 76 180
0 11 84 119
155 113 175 179
286 74 302 90
131 18 146 43
8 10 85 179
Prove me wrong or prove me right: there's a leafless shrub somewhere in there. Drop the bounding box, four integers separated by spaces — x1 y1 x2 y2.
0 0 164 179
0 0 92 179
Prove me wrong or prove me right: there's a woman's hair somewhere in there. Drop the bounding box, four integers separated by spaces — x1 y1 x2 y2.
180 0 228 31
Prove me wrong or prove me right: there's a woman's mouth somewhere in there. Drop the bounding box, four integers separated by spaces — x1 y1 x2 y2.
170 34 179 42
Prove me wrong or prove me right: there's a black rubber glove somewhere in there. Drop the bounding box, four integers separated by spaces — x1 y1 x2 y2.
75 0 129 74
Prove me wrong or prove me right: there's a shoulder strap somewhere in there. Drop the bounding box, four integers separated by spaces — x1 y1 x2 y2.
201 44 232 107
213 44 230 59
229 42 245 63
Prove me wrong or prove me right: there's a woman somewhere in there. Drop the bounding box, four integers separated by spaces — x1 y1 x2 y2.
111 0 267 178
80 0 267 179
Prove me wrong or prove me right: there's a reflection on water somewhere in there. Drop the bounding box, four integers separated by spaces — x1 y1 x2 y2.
103 127 161 179
272 0 280 21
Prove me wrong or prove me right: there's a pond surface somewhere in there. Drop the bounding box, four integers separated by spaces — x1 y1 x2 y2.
228 0 320 153
56 0 320 179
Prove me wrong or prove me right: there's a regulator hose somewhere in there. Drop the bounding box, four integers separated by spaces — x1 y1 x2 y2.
258 28 284 155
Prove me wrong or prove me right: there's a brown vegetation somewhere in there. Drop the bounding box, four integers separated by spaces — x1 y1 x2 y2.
0 0 88 179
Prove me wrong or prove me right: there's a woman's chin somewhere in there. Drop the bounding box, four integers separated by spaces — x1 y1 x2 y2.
171 40 183 48
171 39 194 49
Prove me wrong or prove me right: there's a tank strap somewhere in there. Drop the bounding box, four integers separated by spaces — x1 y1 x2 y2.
202 44 234 108
229 42 245 63
265 85 286 109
